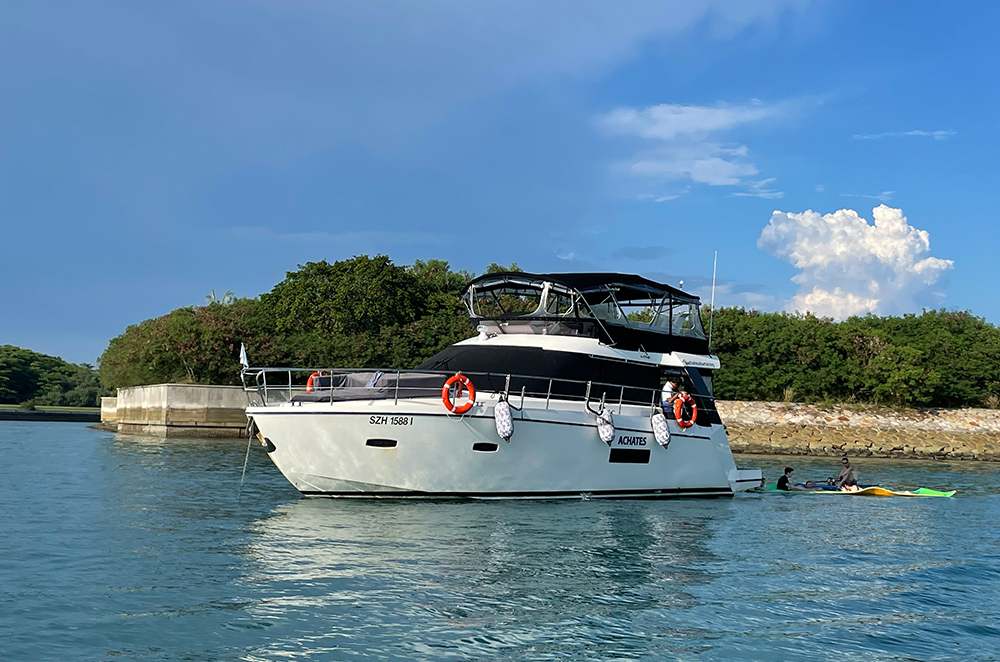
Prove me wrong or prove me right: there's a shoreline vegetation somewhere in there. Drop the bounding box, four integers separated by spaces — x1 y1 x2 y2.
5 255 1000 419
0 345 110 409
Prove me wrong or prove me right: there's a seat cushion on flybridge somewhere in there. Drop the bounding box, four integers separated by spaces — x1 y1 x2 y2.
290 372 448 403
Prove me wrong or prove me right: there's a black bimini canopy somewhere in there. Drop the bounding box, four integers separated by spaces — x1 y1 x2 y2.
465 272 699 305
462 271 708 354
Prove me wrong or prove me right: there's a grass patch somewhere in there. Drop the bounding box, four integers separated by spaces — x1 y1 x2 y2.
0 404 100 412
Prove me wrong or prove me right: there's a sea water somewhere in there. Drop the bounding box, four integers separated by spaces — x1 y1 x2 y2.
2 421 999 661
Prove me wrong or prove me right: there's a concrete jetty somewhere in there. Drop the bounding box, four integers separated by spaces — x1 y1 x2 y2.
101 384 248 437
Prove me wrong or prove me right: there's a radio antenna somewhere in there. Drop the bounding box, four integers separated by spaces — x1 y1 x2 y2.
708 250 718 353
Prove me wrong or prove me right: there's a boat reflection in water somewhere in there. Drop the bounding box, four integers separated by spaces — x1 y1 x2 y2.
243 498 733 659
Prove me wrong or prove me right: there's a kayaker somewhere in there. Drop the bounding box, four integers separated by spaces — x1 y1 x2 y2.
829 456 858 488
777 467 811 491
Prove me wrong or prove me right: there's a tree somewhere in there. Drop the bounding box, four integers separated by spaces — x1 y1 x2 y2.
100 256 478 388
485 262 523 274
0 345 110 406
99 298 282 388
261 255 424 337
205 289 236 305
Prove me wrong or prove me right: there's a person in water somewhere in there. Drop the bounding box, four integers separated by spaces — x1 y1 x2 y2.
829 456 858 488
841 479 861 492
776 467 812 491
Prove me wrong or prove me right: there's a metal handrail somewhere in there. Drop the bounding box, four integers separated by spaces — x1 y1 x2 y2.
242 364 717 396
241 365 720 421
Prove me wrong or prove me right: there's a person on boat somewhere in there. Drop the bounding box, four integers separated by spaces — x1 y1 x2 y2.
661 378 680 408
840 479 861 492
776 467 812 491
661 377 681 418
829 457 858 488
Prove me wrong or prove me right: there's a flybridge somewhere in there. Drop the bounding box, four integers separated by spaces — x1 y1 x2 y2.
462 271 708 355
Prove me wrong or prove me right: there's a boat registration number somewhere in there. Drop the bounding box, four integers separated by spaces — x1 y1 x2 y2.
369 416 414 426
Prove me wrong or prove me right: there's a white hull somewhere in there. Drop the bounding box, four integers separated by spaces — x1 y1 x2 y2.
248 394 761 499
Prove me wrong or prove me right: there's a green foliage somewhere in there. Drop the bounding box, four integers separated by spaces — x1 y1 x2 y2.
205 289 235 305
97 254 1000 410
627 308 655 324
261 255 424 337
0 345 109 407
99 298 282 388
708 308 1000 408
100 256 475 389
485 262 523 274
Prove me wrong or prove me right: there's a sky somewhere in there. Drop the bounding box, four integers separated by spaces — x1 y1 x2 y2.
2 1 998 364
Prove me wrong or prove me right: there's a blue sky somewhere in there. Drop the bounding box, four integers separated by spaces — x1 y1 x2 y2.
2 1 997 364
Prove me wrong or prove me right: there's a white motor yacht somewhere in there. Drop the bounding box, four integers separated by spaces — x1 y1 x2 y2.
243 272 762 498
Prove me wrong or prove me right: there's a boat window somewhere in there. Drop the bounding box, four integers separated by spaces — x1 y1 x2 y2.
660 369 689 392
650 299 672 329
684 368 720 426
543 287 577 316
652 302 705 338
588 292 627 323
697 370 714 396
673 303 705 338
469 285 543 318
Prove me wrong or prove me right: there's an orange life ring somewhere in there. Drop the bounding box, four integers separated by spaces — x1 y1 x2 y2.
673 392 697 428
442 372 476 414
305 371 326 393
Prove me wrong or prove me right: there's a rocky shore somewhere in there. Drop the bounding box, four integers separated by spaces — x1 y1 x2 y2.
719 401 1000 462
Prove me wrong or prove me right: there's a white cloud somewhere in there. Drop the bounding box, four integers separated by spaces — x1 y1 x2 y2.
758 205 953 318
841 190 895 203
600 101 785 194
815 184 824 192
599 103 773 141
854 130 955 141
625 143 759 185
732 177 784 199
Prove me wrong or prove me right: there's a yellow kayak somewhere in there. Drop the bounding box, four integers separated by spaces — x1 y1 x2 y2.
817 487 956 497
754 484 956 497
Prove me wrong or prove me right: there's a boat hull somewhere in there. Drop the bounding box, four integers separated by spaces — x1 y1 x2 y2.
248 395 759 499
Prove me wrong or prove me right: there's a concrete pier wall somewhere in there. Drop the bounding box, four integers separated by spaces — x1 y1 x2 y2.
718 401 1000 462
114 384 247 437
101 397 117 423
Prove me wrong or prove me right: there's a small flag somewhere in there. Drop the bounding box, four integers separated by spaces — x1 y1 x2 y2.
239 343 249 370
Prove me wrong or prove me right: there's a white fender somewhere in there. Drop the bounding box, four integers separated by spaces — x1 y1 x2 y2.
596 408 615 445
494 399 513 442
651 411 670 448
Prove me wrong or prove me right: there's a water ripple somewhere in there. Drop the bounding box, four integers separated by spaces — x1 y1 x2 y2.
1 425 999 660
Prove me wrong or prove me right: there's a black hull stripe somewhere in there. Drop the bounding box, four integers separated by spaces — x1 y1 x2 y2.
250 410 714 439
299 487 734 500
